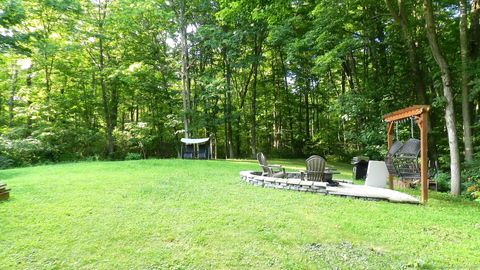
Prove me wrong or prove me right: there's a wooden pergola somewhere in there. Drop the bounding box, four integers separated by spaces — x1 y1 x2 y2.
383 105 430 203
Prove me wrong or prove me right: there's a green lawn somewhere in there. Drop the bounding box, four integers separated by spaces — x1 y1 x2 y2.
0 159 479 269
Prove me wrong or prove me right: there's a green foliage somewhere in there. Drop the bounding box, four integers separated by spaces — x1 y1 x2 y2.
433 171 451 193
124 152 142 160
0 0 478 180
0 136 44 166
0 155 14 169
462 156 480 201
0 0 25 27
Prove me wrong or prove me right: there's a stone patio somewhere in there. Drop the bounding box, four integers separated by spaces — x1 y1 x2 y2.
240 171 420 204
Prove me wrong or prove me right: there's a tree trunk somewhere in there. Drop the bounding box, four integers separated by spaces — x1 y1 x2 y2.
385 0 427 104
26 72 33 135
251 57 259 159
460 0 474 162
424 0 461 195
97 1 115 157
471 0 480 121
250 33 263 158
471 0 480 58
179 0 190 138
304 85 310 139
99 35 114 157
8 67 18 128
280 50 293 152
222 47 234 158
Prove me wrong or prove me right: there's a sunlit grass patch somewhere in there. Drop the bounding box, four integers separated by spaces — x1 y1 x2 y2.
0 159 479 269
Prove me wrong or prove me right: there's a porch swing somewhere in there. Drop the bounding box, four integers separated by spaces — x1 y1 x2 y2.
383 105 432 203
385 118 421 180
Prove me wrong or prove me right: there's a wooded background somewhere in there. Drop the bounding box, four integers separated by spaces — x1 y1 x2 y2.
1 0 478 175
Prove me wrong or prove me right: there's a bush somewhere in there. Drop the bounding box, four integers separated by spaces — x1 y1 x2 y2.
433 171 450 192
462 157 480 201
0 156 14 169
125 152 142 160
0 136 45 166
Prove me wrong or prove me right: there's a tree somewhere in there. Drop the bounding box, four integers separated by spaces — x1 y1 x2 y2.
423 0 461 195
460 0 474 162
384 0 426 104
82 0 118 157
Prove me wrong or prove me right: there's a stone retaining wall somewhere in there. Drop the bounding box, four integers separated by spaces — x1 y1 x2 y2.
240 171 329 194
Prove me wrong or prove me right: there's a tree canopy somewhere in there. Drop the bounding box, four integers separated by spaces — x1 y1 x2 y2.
1 0 479 195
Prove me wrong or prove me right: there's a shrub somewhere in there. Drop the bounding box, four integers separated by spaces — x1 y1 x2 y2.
433 171 450 192
0 156 14 169
462 157 480 201
0 136 45 166
125 152 142 160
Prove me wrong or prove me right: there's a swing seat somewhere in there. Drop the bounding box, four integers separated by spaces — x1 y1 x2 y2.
385 140 403 177
394 138 421 180
396 138 420 158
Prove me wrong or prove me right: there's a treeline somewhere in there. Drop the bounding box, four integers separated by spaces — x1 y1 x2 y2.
0 1 479 176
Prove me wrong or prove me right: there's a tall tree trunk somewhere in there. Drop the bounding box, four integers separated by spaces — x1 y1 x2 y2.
251 60 259 158
250 33 263 158
424 0 461 195
97 1 114 157
471 0 480 58
304 83 310 139
280 50 293 152
471 0 480 121
222 47 234 158
99 35 114 157
179 0 190 138
8 67 18 128
26 72 33 135
460 0 474 162
341 58 355 91
385 0 427 104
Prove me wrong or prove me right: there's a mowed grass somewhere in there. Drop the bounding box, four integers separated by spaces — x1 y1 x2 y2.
0 159 479 269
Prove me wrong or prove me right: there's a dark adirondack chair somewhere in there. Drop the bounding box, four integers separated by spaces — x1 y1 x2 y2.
257 152 285 178
305 155 326 182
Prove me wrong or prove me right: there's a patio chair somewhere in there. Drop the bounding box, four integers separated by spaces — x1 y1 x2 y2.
257 152 285 178
305 155 326 182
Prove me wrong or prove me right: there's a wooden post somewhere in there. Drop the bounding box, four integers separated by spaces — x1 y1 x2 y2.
419 112 429 203
387 122 394 189
209 139 212 160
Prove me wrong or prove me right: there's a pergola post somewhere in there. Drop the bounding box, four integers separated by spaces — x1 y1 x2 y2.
418 112 429 203
387 122 394 189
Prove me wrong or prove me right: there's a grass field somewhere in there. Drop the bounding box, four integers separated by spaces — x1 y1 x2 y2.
0 159 479 269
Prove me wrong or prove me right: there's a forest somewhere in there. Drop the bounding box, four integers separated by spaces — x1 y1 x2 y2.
0 0 479 195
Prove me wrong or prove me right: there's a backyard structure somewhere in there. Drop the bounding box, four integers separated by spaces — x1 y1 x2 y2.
0 182 10 201
383 105 429 203
180 138 215 159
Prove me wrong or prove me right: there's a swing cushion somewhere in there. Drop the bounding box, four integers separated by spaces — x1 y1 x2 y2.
385 141 403 176
396 139 420 158
388 140 404 156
